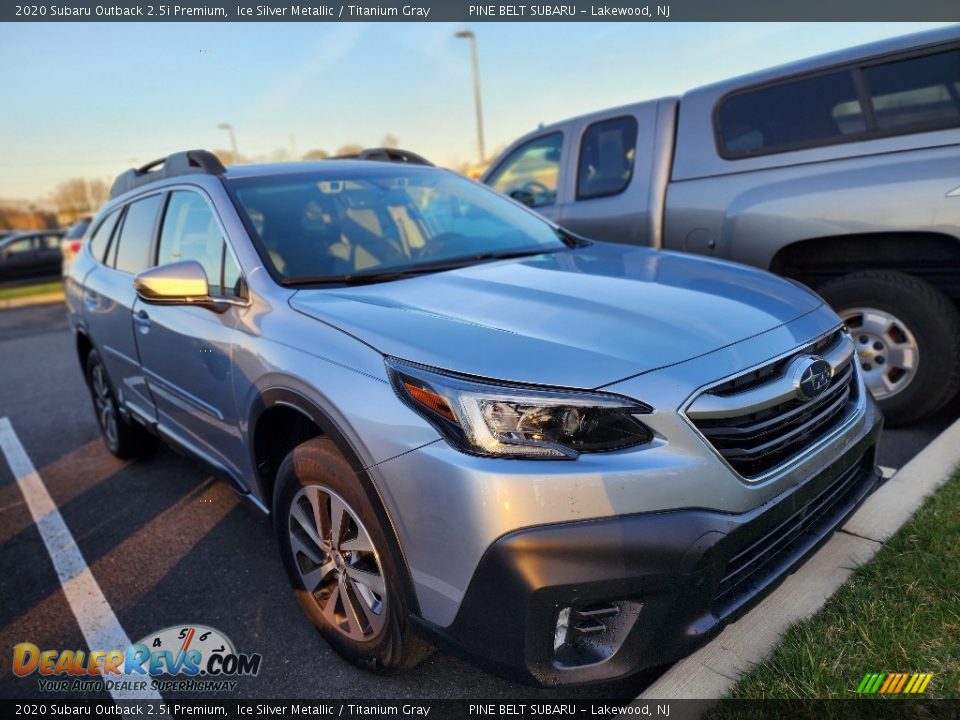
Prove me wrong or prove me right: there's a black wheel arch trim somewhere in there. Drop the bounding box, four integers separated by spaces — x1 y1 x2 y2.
250 386 422 616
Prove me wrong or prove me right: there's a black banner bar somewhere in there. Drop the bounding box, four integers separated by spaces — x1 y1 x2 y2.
2 699 959 719
4 0 960 22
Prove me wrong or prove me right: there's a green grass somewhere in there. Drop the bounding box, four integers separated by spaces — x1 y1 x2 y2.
0 280 64 300
723 470 960 700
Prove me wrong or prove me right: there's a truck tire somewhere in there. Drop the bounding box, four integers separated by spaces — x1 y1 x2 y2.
816 270 960 426
274 437 433 673
84 348 157 459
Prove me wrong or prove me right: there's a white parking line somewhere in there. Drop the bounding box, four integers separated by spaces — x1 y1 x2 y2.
879 465 897 479
0 417 162 701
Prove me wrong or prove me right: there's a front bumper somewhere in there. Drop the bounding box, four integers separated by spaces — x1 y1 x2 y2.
411 407 882 686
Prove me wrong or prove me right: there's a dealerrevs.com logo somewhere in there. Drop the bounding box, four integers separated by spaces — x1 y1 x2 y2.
13 625 262 693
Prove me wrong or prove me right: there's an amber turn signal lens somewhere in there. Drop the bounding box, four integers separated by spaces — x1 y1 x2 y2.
404 382 457 422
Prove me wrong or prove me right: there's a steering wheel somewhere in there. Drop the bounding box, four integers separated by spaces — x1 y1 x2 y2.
509 180 552 208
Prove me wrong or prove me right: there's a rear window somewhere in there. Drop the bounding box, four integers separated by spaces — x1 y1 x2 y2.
65 218 91 239
717 46 960 158
717 71 862 157
864 49 960 131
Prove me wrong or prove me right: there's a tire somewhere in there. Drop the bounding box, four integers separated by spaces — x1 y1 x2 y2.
84 348 158 459
816 270 960 426
274 437 432 673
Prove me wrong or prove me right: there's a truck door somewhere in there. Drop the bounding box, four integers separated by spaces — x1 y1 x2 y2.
559 103 662 246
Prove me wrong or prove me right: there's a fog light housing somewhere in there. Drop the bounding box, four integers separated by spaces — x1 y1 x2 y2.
553 601 643 668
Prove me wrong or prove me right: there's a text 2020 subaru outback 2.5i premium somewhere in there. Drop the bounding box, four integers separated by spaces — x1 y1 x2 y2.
65 149 882 686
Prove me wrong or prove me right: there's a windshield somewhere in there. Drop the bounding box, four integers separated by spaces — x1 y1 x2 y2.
226 166 568 284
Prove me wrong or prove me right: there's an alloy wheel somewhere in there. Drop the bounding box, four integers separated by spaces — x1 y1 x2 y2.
842 307 919 400
91 363 119 447
288 485 387 642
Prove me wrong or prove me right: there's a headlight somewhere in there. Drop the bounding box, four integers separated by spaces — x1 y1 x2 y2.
386 358 653 459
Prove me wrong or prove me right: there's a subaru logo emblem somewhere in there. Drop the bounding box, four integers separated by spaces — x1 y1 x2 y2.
791 356 833 401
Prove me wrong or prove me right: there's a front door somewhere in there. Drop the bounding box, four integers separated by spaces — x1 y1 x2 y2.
131 189 248 481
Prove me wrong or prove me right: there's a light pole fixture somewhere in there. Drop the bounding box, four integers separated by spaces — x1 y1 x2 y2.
217 123 239 160
454 29 486 163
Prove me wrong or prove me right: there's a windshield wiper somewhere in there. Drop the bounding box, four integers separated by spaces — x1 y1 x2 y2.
281 247 560 287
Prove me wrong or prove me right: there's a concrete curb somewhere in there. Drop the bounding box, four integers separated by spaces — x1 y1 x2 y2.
0 292 65 310
637 414 960 703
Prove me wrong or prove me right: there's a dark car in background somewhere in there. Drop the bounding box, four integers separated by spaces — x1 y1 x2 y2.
0 229 65 283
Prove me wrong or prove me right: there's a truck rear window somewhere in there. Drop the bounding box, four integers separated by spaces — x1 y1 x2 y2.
716 47 960 159
717 71 862 157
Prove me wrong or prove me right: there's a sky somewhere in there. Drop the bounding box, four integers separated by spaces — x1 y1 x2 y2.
0 21 952 200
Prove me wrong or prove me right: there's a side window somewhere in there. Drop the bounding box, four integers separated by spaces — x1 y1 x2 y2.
864 49 960 131
3 238 34 257
717 71 862 157
485 132 562 208
114 195 163 274
577 116 639 200
158 191 241 297
41 234 61 250
89 210 121 263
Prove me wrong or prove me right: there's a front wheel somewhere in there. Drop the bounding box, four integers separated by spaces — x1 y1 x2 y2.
817 270 960 426
274 437 432 672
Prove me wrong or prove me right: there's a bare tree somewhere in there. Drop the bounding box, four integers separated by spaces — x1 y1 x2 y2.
380 134 399 149
212 149 249 166
303 149 330 161
50 178 110 215
334 144 364 157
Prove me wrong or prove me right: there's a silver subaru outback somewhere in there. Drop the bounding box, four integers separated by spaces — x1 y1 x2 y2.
65 149 882 686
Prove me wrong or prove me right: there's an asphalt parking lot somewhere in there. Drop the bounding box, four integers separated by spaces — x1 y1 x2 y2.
1 302 957 701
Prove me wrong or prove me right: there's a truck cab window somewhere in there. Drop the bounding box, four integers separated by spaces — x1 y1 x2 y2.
485 133 562 208
577 116 639 200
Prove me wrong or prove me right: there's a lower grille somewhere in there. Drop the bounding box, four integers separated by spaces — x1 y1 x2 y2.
688 330 859 478
713 456 867 616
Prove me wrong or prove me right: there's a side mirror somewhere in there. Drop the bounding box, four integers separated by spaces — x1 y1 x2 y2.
134 260 209 303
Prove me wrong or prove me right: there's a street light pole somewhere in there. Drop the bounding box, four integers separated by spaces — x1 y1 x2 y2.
217 123 239 161
454 29 486 163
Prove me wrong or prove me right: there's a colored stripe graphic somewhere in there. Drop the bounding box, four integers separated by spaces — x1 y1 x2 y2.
858 672 933 694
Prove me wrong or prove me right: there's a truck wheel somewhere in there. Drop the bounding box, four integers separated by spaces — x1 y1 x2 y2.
817 271 960 426
274 437 432 673
84 348 157 459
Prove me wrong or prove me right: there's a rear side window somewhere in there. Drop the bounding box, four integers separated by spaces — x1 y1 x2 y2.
113 195 162 274
577 116 638 200
89 210 120 262
158 191 241 297
485 132 563 208
717 71 862 157
864 49 960 131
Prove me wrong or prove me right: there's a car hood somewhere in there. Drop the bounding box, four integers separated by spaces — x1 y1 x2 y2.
289 243 823 389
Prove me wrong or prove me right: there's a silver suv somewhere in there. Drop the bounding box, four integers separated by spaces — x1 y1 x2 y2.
65 149 882 686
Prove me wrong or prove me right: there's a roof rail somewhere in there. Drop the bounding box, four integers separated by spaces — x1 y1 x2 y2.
110 150 227 199
330 147 434 166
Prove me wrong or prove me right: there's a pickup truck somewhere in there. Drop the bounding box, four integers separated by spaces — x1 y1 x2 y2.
482 25 960 426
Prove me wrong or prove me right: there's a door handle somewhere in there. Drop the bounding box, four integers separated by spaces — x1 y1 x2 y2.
134 309 151 332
